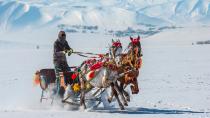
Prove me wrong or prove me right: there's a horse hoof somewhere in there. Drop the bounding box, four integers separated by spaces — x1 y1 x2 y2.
126 98 130 102
124 102 128 106
119 103 125 110
120 106 125 110
107 98 112 103
80 104 86 110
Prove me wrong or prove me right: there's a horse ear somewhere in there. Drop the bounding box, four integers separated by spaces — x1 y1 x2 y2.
137 35 140 41
112 39 114 43
130 36 133 41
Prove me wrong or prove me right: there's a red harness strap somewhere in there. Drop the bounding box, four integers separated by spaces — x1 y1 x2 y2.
90 62 103 71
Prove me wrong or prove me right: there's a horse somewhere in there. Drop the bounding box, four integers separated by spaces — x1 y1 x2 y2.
108 36 143 103
62 58 129 110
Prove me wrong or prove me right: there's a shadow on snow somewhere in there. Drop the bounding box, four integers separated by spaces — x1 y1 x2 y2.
89 107 209 115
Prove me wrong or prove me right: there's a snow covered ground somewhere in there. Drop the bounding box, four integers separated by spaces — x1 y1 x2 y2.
0 26 210 118
0 0 210 117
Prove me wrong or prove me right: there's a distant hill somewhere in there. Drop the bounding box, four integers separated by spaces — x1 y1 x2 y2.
0 0 210 31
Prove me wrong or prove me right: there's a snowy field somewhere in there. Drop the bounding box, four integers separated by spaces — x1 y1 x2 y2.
0 26 210 118
1 0 210 117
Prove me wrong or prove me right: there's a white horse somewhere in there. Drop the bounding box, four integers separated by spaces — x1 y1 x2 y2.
63 60 128 110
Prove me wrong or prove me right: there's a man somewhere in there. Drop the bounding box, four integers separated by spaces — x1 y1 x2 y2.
53 31 73 96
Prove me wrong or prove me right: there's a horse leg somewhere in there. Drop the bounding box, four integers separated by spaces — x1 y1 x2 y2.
113 82 128 106
108 82 125 103
80 78 86 109
120 83 130 102
111 83 124 110
122 89 130 102
107 81 120 103
107 87 115 103
80 90 86 109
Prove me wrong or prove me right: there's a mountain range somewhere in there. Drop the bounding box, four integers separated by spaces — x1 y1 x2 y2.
0 0 210 31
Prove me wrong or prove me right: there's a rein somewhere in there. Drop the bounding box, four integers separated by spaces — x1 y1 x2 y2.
73 51 105 59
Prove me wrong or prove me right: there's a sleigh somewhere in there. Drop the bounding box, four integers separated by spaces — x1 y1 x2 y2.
33 68 107 108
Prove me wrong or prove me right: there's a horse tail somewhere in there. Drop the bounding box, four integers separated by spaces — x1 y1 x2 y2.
33 70 41 86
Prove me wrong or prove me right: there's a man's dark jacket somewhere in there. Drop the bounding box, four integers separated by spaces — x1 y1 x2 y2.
53 38 71 71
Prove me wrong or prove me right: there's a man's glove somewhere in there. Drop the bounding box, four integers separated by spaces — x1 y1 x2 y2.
67 48 73 56
63 48 73 56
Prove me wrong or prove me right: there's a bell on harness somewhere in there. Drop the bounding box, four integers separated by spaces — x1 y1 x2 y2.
72 83 80 92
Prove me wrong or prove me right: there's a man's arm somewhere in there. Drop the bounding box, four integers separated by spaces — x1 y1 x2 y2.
54 42 65 56
64 40 71 50
64 40 73 56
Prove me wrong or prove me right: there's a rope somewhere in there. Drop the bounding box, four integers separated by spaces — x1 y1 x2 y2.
69 66 78 69
73 51 102 56
72 51 105 59
74 53 100 59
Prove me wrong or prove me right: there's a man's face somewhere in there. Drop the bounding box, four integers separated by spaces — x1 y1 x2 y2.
58 31 66 40
60 33 66 40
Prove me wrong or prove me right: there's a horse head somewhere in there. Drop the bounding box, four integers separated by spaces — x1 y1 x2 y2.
129 35 141 50
109 39 123 66
130 35 140 45
111 39 122 54
130 76 139 94
121 66 139 94
128 36 142 69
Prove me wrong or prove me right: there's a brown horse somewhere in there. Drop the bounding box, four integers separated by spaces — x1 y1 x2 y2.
108 36 143 103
